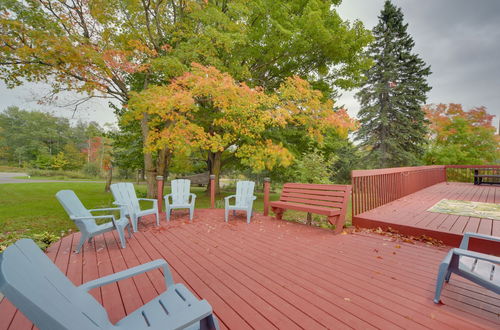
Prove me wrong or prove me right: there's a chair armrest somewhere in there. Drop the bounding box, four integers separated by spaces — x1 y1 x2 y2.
138 198 158 203
79 259 174 291
71 214 115 221
224 195 236 201
459 232 500 249
452 248 500 264
164 194 172 204
88 207 122 213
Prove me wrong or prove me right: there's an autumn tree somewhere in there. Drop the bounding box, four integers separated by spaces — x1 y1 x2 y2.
356 0 431 168
0 0 371 196
423 104 499 165
129 64 357 192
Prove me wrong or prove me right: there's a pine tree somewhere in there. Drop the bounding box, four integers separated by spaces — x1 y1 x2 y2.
356 0 431 168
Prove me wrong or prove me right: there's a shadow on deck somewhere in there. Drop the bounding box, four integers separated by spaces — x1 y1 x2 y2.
1 208 499 329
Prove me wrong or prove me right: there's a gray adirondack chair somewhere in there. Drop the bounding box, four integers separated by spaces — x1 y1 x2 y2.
0 239 220 330
224 181 257 224
434 232 500 303
164 179 196 222
111 182 159 232
56 190 131 253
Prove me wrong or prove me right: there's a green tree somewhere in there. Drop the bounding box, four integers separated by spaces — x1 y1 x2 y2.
1 0 371 196
423 104 499 165
355 0 431 168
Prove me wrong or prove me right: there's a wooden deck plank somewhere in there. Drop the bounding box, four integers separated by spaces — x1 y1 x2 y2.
196 219 496 329
353 182 499 251
1 208 499 330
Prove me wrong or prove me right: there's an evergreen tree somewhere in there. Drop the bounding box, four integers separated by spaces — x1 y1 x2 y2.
356 0 431 168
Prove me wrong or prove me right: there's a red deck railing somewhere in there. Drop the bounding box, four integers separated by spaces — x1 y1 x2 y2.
352 166 447 216
445 164 500 182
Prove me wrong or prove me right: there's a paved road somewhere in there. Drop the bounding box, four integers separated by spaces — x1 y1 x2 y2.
0 172 104 184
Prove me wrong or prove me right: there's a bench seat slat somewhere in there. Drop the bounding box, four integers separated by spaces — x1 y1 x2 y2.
282 188 348 198
270 201 341 216
279 196 343 208
281 192 345 203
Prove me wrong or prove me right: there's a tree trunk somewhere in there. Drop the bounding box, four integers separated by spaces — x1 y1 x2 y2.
156 147 171 193
141 112 157 198
207 151 222 194
104 166 112 192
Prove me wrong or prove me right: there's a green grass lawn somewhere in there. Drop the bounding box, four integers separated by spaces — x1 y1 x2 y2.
0 182 352 250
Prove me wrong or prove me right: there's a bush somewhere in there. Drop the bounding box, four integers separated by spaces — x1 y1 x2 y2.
27 168 91 179
82 163 102 177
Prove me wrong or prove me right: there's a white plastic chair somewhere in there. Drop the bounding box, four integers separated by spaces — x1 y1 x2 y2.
224 181 256 224
164 179 196 222
111 182 159 232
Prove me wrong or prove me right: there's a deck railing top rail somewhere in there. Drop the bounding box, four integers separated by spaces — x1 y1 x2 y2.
352 165 447 216
352 165 445 177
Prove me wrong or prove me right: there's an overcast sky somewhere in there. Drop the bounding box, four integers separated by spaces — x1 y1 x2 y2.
1 0 499 128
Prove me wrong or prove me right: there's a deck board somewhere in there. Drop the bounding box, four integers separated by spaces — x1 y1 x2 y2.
353 182 500 250
1 208 499 329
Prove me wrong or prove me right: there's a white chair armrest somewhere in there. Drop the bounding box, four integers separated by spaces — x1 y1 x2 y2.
79 259 174 291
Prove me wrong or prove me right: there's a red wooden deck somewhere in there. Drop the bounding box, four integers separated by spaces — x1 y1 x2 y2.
353 182 500 249
1 209 499 329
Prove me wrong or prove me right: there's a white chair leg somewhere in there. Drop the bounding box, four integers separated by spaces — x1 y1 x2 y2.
117 227 127 249
189 206 194 221
132 215 138 232
225 207 229 222
166 206 171 222
246 209 251 224
75 234 87 254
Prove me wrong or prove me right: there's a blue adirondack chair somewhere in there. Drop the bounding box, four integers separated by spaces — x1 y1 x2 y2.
0 239 220 330
165 179 197 222
111 182 159 232
224 181 256 224
56 190 131 253
434 232 500 303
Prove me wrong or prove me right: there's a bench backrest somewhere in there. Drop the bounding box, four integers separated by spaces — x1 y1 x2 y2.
0 239 112 330
279 183 351 212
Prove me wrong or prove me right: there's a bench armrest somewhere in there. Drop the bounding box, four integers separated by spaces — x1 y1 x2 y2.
79 259 174 291
459 232 500 249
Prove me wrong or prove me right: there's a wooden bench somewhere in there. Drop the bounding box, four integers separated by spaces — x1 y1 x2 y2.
270 183 351 234
474 169 500 185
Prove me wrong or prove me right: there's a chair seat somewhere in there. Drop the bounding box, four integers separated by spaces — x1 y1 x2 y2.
136 208 157 217
270 201 341 217
459 256 498 284
168 203 192 209
116 284 212 330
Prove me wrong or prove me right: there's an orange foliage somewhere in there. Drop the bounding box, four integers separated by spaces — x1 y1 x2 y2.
128 63 357 172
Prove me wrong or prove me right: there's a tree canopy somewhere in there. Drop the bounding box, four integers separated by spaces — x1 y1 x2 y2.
0 0 372 195
423 103 499 165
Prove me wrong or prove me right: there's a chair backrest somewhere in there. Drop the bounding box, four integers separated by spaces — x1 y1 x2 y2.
235 181 255 206
171 179 191 204
110 182 140 214
56 190 97 233
0 239 112 330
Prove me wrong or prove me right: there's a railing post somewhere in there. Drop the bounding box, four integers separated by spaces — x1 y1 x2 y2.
156 176 164 214
210 175 215 208
263 177 270 216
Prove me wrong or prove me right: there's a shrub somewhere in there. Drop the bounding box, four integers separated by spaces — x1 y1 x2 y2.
82 162 102 177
